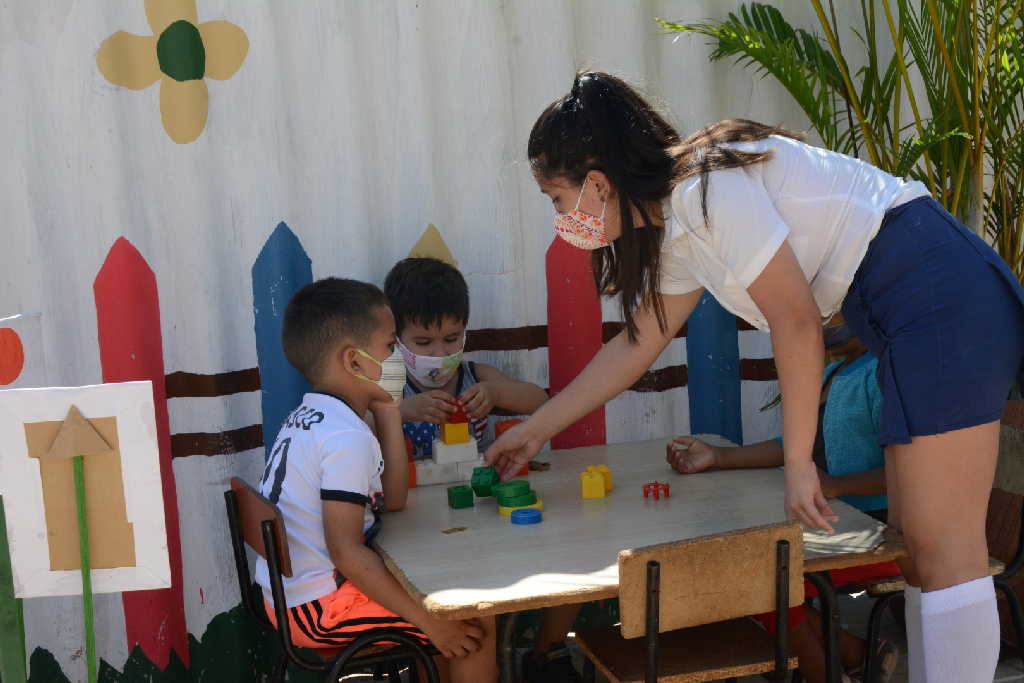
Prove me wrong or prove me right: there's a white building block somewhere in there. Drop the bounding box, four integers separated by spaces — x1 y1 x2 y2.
431 438 479 465
456 457 485 479
415 460 460 486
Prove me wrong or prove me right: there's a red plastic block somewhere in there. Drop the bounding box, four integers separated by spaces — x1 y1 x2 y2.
449 399 469 424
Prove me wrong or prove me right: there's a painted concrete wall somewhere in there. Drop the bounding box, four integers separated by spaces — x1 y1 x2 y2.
0 1 866 679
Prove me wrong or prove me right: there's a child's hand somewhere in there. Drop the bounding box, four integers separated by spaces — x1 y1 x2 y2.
369 397 401 416
665 436 718 474
420 616 485 659
459 383 495 419
400 391 456 424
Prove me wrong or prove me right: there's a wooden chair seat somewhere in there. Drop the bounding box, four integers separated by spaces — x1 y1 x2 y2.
576 618 798 683
864 557 1005 597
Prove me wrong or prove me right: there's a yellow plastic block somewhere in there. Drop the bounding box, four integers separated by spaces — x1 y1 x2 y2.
441 421 470 444
587 465 613 492
580 471 606 499
498 498 544 517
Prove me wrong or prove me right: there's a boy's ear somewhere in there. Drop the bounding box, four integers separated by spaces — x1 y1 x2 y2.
338 345 361 375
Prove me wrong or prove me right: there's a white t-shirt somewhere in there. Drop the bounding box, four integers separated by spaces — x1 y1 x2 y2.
255 392 384 607
658 135 929 330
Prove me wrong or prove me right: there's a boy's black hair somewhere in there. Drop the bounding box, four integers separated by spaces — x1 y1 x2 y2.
282 277 389 382
384 258 469 333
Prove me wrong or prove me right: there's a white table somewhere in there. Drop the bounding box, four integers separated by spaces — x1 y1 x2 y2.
376 437 903 619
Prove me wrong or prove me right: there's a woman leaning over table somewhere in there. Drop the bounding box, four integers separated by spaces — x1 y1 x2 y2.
484 71 1024 683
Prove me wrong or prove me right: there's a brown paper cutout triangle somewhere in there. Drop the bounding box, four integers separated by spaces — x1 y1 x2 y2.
45 405 114 461
408 224 457 266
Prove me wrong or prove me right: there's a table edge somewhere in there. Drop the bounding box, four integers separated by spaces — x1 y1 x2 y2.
378 539 909 619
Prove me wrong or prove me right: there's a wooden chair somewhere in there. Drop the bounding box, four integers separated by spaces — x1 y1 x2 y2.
576 522 804 683
224 478 440 682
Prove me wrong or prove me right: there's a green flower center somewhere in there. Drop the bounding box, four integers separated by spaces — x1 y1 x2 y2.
157 20 205 81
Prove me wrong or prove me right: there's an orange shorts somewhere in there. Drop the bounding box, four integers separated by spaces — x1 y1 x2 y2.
265 580 429 649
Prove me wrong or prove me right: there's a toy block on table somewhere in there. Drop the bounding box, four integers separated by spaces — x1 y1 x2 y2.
449 401 469 424
510 508 542 525
493 479 544 515
415 460 460 486
432 437 478 465
642 481 671 500
441 421 470 444
457 457 485 479
586 464 613 492
470 466 500 497
498 497 544 517
447 485 474 509
580 470 606 499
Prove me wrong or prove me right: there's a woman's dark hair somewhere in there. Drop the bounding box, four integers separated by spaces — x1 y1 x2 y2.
528 71 801 341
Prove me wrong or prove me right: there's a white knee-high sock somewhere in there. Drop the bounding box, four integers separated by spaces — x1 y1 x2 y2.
904 585 924 683
920 576 999 683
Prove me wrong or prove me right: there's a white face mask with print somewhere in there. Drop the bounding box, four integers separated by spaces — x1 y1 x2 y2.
397 337 464 389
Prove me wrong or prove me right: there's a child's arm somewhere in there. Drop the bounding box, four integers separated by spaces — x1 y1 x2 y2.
370 399 409 512
460 363 549 419
666 435 784 474
819 466 887 499
323 501 485 659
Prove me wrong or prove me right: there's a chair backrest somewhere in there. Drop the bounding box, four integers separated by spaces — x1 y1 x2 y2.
229 477 293 577
618 521 804 638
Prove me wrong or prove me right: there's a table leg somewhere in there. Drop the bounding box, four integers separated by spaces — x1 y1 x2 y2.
805 572 841 683
498 612 519 683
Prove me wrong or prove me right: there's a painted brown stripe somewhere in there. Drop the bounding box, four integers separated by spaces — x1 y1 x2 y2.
740 358 778 381
465 326 548 352
163 321 761 397
165 368 261 398
601 322 689 343
629 364 688 392
169 358 774 457
170 424 264 458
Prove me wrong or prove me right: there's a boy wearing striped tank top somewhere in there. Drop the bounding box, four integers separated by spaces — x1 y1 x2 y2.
387 259 584 681
384 258 549 455
255 277 497 683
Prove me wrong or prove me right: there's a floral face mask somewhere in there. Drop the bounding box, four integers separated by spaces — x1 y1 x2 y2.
553 178 609 250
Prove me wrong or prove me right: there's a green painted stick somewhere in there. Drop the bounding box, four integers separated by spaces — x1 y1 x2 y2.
74 456 97 683
0 495 27 683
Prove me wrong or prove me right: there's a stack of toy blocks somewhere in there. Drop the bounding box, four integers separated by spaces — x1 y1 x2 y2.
432 400 480 473
493 479 543 517
413 399 484 486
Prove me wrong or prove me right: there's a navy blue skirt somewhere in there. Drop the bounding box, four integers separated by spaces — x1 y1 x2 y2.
841 197 1024 445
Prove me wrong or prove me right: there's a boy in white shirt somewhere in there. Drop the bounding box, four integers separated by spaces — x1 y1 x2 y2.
255 277 496 683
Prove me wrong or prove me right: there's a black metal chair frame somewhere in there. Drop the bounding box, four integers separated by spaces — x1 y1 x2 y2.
581 539 793 683
856 498 1024 682
224 489 440 682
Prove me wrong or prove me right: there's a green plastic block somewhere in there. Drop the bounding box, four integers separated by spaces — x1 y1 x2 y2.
447 485 474 509
496 490 537 508
470 467 500 497
491 479 530 500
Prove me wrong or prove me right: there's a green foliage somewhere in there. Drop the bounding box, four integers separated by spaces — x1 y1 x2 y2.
659 0 1024 280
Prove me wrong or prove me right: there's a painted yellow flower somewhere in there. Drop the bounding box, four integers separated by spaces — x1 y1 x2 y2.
97 0 248 144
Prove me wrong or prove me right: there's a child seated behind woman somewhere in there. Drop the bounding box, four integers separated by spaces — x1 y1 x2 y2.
386 257 583 682
255 277 496 683
667 317 899 683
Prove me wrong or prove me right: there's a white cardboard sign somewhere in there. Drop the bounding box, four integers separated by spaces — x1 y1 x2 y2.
0 382 170 598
